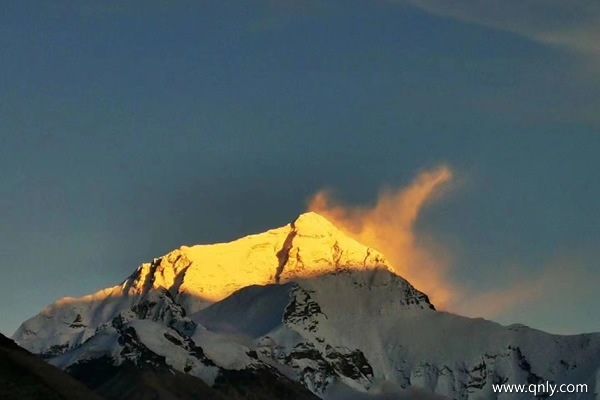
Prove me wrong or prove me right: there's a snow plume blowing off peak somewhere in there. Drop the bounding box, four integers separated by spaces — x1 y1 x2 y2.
308 166 456 309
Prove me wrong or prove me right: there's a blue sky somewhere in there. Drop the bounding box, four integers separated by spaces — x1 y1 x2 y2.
1 1 598 336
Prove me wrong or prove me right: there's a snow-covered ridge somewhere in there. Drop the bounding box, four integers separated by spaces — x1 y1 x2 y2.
12 212 404 356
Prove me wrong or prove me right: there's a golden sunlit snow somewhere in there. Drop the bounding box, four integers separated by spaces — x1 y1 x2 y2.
126 212 393 304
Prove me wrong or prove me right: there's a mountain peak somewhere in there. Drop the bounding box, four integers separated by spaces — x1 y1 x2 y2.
123 212 395 313
292 211 335 232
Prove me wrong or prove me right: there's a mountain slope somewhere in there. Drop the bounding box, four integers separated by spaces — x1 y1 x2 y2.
0 333 104 400
12 212 600 399
193 271 600 399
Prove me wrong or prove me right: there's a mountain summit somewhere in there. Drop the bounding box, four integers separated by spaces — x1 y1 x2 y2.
12 213 600 399
124 211 398 307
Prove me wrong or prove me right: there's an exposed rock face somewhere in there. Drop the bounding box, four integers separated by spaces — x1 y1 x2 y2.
112 288 196 337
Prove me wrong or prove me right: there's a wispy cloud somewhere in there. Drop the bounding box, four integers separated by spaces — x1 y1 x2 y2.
457 254 600 334
309 166 457 309
308 166 599 333
399 0 600 57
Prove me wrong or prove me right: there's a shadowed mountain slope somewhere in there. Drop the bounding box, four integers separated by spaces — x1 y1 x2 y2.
0 333 104 400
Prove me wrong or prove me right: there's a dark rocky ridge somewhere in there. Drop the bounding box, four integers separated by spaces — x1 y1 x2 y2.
0 333 104 400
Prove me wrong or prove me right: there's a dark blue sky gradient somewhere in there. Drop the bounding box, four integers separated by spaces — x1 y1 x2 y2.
1 1 598 335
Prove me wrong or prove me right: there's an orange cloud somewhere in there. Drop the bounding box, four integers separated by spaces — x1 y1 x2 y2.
309 168 597 332
308 166 456 309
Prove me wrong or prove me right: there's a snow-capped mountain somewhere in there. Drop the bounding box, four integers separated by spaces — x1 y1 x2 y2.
12 213 600 399
14 212 394 358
